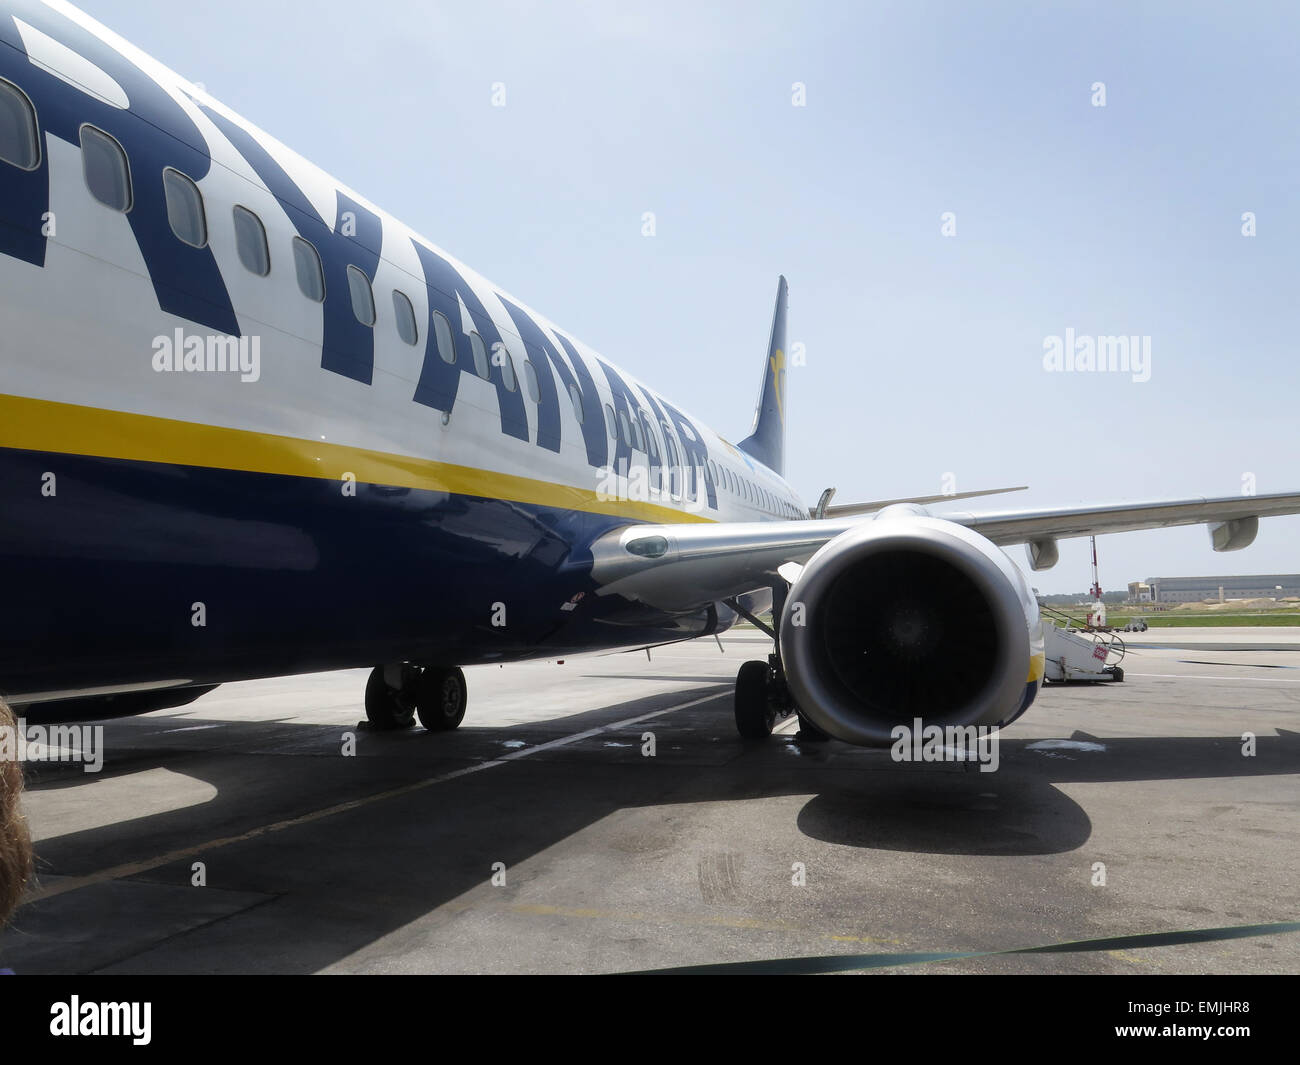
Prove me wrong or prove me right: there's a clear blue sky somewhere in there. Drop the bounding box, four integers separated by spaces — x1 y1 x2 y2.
78 0 1300 593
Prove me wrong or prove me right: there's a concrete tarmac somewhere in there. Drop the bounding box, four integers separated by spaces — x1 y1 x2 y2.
2 629 1297 974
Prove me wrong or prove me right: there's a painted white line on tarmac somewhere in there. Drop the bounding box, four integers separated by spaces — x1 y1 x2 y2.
30 690 729 902
1126 672 1300 684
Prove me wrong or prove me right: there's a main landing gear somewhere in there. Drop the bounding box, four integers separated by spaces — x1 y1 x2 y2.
726 586 830 743
365 664 468 732
726 584 808 740
733 653 796 738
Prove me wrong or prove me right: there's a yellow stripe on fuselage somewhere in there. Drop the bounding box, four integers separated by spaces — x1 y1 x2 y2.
1028 651 1046 684
0 392 714 525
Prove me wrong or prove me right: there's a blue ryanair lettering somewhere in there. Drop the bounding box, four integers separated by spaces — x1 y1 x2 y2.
635 388 670 485
636 387 673 487
194 100 381 383
551 331 610 469
409 240 528 442
499 302 607 464
595 358 643 477
0 5 237 333
0 66 45 267
659 398 716 509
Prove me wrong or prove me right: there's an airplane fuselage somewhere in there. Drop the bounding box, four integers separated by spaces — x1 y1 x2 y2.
0 1 801 703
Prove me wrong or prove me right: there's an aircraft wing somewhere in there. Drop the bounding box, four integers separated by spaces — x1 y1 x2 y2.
815 484 1027 518
588 490 1300 611
948 491 1300 545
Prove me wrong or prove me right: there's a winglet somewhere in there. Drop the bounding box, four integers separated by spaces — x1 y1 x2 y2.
737 275 788 476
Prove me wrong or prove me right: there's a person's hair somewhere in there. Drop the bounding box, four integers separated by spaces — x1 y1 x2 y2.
0 698 32 925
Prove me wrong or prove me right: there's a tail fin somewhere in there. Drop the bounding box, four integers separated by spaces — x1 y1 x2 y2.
738 275 788 476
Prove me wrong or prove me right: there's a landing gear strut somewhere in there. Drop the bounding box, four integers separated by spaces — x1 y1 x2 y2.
365 664 468 732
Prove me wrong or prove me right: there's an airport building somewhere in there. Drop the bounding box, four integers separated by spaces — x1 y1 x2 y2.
1134 574 1300 604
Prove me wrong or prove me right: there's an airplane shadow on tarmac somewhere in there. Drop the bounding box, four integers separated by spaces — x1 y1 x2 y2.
4 682 1297 973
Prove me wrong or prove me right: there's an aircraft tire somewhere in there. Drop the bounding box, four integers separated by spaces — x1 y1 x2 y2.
365 665 417 730
417 667 468 731
734 659 776 738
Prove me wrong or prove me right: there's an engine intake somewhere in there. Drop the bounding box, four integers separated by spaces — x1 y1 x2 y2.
780 513 1036 746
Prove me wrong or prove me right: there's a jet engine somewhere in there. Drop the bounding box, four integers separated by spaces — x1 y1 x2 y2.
779 506 1043 746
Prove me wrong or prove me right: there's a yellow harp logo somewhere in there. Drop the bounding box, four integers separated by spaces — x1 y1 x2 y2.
769 348 786 424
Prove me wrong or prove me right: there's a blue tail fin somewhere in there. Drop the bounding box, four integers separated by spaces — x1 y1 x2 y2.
738 275 788 476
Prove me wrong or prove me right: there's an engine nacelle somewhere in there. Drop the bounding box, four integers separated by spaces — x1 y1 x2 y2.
779 509 1043 746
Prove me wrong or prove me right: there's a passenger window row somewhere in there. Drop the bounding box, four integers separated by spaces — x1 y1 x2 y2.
1 77 798 503
707 458 800 517
0 81 551 407
0 79 445 359
590 401 799 514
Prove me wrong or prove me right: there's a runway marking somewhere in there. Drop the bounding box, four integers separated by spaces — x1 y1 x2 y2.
28 691 728 903
1179 660 1297 670
1127 672 1300 684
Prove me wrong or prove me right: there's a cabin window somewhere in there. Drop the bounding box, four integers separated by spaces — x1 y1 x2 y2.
292 237 325 301
568 382 584 424
162 168 206 247
617 409 630 443
233 205 270 275
642 416 659 460
500 349 518 392
0 79 38 170
80 125 131 211
393 290 418 345
604 404 616 438
346 264 374 324
524 359 540 402
470 332 489 379
432 310 455 363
